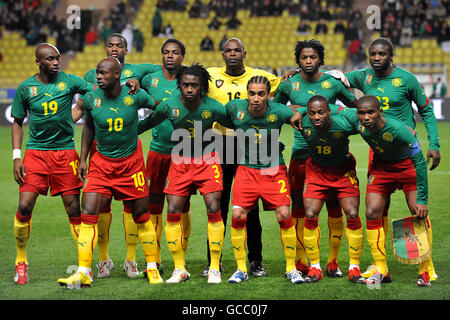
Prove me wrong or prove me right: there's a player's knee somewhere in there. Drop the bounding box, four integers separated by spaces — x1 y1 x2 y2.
65 198 81 217
18 200 34 217
365 206 382 220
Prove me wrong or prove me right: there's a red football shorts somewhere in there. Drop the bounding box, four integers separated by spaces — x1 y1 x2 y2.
303 154 360 200
20 149 82 196
366 155 417 196
288 157 307 190
164 152 223 196
145 150 172 194
232 165 291 211
83 145 148 201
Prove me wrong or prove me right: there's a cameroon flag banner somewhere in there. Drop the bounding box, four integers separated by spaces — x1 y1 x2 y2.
392 216 431 265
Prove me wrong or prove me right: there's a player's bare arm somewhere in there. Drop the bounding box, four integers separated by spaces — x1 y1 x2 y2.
78 116 95 182
12 118 26 186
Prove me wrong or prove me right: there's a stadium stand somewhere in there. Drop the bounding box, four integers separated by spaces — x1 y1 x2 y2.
0 0 449 95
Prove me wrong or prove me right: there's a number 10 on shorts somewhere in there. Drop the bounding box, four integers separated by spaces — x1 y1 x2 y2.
132 171 146 190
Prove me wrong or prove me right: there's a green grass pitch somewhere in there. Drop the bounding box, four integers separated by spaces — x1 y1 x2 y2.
0 122 449 301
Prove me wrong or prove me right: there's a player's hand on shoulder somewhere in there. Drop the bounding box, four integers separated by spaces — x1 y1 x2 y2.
290 111 303 131
281 69 300 82
126 79 140 94
325 70 350 88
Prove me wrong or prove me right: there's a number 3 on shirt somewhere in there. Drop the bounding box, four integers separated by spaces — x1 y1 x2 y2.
376 96 390 110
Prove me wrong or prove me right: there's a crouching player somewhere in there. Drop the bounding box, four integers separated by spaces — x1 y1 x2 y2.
138 63 228 284
225 76 302 284
344 95 431 286
291 95 365 283
58 57 161 288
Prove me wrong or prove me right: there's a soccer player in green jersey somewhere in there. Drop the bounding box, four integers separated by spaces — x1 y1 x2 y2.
343 95 431 286
292 95 365 283
224 76 303 284
203 38 282 278
72 33 161 279
58 57 161 288
274 39 357 278
139 38 191 278
345 37 439 280
138 63 228 284
11 43 94 284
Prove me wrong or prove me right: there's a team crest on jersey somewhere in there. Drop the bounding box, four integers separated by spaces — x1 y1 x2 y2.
333 131 343 139
94 98 101 107
29 87 38 97
57 81 67 91
215 80 224 88
359 124 365 133
123 69 133 77
382 132 393 142
365 74 373 84
172 108 180 117
368 175 375 185
392 78 402 87
303 128 312 136
151 78 159 87
237 111 245 120
201 110 212 119
267 114 277 123
321 80 332 89
124 96 134 106
292 82 300 91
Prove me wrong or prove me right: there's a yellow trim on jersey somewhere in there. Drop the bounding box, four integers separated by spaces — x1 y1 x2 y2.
207 65 281 136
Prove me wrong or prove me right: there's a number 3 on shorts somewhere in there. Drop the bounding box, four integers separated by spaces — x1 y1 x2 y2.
211 165 221 179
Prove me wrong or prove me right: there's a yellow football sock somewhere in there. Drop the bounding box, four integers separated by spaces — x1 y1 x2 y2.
97 211 112 262
346 218 363 266
165 214 185 270
293 217 308 265
69 222 80 246
150 213 163 264
207 213 225 272
304 218 320 265
14 216 32 265
383 216 389 248
181 211 191 259
78 222 98 269
279 218 297 273
422 216 436 277
136 218 157 263
123 211 139 261
327 215 345 264
366 219 388 275
231 217 247 272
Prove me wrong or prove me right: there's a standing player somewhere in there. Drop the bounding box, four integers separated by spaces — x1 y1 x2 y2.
292 95 364 283
224 76 302 284
139 38 191 276
11 43 93 284
72 33 162 279
345 37 439 280
138 63 229 284
58 57 161 288
274 39 358 277
203 38 281 277
342 95 430 286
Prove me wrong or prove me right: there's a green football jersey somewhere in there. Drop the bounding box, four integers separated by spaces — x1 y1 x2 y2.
138 95 227 156
346 67 440 151
83 62 161 85
83 87 155 158
341 108 428 204
274 72 357 160
141 70 180 155
11 71 93 150
301 112 359 166
225 99 294 169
